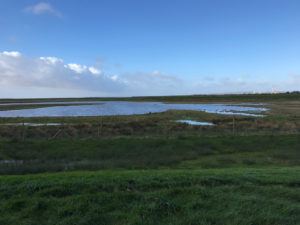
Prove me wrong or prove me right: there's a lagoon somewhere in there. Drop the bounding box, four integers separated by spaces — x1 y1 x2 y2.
0 101 266 118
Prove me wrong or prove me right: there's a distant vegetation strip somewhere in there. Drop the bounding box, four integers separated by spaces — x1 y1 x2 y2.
0 92 299 104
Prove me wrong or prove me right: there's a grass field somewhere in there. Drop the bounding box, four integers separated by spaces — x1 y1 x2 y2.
0 134 299 174
0 168 299 225
0 93 299 224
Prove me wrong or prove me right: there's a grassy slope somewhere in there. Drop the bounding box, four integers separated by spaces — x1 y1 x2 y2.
0 135 299 174
0 168 299 225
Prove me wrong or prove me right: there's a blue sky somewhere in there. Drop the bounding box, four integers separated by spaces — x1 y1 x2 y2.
0 0 300 97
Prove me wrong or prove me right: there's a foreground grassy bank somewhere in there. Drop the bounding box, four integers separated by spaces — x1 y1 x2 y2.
0 167 299 225
0 134 299 174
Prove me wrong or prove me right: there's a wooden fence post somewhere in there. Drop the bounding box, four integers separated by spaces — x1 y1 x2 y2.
22 120 26 141
232 116 235 135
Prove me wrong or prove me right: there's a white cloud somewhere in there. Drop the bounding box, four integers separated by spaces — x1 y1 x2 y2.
65 63 88 74
25 2 62 17
1 51 148 98
111 75 118 81
64 64 102 76
2 51 22 58
0 51 187 97
88 66 101 76
40 57 63 65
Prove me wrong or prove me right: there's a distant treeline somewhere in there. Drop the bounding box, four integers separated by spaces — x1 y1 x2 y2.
0 91 299 103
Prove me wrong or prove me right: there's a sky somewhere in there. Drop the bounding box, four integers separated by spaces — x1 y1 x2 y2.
0 0 300 98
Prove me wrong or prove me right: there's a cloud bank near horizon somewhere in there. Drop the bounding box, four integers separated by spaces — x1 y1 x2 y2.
0 51 299 98
0 51 188 98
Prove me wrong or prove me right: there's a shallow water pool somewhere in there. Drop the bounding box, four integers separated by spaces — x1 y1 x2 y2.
0 101 267 118
176 120 215 126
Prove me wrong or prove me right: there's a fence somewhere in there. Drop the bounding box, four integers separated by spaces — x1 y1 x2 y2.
0 115 299 140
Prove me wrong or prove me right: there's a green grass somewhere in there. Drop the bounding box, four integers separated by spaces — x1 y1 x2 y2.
0 167 299 225
0 134 299 174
